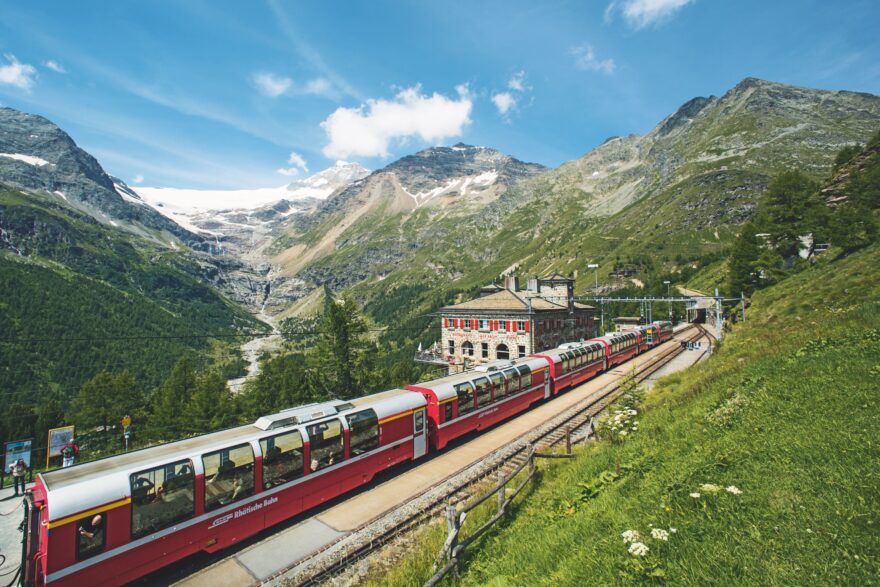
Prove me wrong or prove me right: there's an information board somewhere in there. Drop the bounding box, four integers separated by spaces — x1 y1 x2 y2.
46 425 75 468
4 439 32 470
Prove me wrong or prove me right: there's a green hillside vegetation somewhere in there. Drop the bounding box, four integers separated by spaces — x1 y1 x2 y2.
366 240 880 587
0 187 262 455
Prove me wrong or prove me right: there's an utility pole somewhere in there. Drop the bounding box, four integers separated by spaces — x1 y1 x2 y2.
741 291 746 322
664 280 672 322
715 288 723 340
588 263 602 335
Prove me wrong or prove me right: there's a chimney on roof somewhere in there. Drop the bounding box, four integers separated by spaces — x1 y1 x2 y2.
527 276 539 292
503 274 518 292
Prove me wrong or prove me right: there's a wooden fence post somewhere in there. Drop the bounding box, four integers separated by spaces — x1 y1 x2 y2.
565 426 572 455
497 471 506 513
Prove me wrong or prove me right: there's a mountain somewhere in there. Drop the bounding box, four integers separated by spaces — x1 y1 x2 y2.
269 144 546 309
0 107 202 246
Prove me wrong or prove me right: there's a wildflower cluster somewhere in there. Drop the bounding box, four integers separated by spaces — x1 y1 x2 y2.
619 524 677 580
688 483 744 509
596 369 645 443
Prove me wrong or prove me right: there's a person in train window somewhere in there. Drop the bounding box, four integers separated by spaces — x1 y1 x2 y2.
77 514 104 556
209 460 235 484
177 463 193 477
230 473 246 501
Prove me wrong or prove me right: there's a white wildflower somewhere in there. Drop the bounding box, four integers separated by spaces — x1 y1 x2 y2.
619 430 628 436
651 528 670 541
690 492 701 498
725 485 743 495
669 527 677 533
621 529 640 543
628 542 650 557
699 483 722 494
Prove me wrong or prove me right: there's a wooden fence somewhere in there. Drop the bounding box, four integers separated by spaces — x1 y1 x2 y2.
425 420 594 586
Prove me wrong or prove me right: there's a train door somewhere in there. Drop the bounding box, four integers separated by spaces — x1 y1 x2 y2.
21 494 42 587
412 409 427 459
543 367 551 398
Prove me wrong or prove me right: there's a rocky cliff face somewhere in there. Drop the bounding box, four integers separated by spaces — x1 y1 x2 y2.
0 107 202 245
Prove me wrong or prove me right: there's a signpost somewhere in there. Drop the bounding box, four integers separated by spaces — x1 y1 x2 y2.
122 415 132 451
46 425 75 469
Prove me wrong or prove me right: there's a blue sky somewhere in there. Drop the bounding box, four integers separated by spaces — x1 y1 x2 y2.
1 0 878 189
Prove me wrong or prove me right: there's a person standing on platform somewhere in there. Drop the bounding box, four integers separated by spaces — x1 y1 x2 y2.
9 458 27 495
61 439 79 468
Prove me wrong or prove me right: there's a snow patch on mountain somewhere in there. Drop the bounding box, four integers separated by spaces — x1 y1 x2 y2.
0 152 53 167
402 169 498 207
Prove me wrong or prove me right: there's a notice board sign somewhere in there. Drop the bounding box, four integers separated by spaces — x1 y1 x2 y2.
4 439 33 470
46 425 75 468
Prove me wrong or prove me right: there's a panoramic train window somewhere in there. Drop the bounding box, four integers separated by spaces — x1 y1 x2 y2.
260 430 304 489
455 382 475 415
474 377 491 408
307 419 345 471
444 401 454 422
346 409 379 456
203 444 255 512
130 459 195 539
517 364 533 388
76 512 106 560
503 368 520 393
489 372 506 400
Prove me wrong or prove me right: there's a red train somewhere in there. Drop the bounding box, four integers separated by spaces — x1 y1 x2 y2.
20 321 674 586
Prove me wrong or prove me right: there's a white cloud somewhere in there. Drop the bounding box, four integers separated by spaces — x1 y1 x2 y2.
571 45 616 74
253 72 292 97
303 77 334 97
277 151 309 177
492 92 517 116
321 85 472 159
606 0 695 29
44 60 66 73
0 54 37 91
508 70 527 92
132 174 145 184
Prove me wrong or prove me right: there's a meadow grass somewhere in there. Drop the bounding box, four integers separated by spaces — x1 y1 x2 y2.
364 244 880 585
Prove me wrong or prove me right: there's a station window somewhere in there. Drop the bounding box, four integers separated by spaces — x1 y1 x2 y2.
479 319 489 330
455 382 475 416
462 341 475 357
503 368 520 393
130 459 195 539
346 409 379 456
307 419 345 471
499 320 507 332
481 342 489 359
489 372 506 400
203 445 255 512
448 340 455 355
518 345 526 358
474 377 491 408
517 321 526 332
76 514 106 560
260 430 304 490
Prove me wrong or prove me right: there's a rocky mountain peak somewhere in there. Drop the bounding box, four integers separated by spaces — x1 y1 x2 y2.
0 106 201 244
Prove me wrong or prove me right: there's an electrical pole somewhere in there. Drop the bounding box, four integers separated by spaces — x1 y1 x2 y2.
664 280 672 323
588 263 602 335
715 288 723 340
741 291 746 322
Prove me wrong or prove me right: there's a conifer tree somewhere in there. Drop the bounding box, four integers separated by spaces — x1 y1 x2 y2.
728 223 761 297
312 289 371 399
149 355 197 439
184 371 237 432
69 370 142 433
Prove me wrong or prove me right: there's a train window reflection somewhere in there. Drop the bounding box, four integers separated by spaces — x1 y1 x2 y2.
307 419 345 471
203 444 255 512
474 377 491 408
455 382 475 415
130 459 194 539
346 410 379 456
260 430 304 489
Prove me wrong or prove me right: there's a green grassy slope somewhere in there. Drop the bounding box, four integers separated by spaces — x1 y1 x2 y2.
372 244 880 585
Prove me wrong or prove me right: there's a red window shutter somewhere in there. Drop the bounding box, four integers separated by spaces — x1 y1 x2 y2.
443 318 448 328
508 320 513 331
458 319 463 329
525 321 530 333
472 319 477 330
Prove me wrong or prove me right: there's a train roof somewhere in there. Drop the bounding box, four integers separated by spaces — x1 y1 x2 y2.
409 357 548 401
531 340 605 361
40 388 425 522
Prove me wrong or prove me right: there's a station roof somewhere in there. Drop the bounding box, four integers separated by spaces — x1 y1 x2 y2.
441 289 570 313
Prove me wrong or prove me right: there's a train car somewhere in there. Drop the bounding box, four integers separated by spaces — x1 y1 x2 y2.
406 357 550 451
21 391 427 587
653 320 674 343
591 331 640 369
530 341 606 394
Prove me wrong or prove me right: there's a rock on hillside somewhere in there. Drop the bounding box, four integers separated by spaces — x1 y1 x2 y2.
0 107 202 245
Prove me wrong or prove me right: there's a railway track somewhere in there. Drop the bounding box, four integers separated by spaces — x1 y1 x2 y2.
282 325 707 586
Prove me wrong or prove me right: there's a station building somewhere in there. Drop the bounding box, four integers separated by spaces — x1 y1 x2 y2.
438 275 596 372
